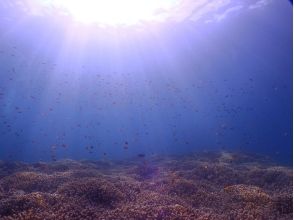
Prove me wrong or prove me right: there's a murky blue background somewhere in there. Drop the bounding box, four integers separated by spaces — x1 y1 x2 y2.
0 0 292 164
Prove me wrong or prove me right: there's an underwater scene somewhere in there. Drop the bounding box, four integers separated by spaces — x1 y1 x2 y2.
0 0 293 219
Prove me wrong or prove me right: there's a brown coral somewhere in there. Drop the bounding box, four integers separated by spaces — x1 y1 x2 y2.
57 178 125 206
0 151 291 220
0 171 69 193
224 184 271 203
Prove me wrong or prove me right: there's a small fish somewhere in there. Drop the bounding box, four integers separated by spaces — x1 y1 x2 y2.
51 145 57 149
137 153 145 158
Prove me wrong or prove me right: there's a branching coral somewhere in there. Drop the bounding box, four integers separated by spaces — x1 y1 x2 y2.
133 162 159 180
224 184 271 203
0 172 69 193
57 178 124 206
0 152 291 220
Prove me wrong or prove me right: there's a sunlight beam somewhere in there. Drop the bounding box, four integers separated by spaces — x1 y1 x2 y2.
42 0 178 26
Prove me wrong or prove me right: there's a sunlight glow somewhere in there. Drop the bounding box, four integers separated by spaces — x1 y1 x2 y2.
44 0 178 26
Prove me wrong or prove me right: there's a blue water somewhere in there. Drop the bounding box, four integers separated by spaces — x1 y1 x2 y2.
0 1 292 164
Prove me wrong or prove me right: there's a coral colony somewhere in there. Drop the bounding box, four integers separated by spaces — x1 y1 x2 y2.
0 152 292 219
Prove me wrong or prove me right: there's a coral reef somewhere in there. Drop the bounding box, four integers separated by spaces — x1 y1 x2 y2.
273 194 293 215
57 178 124 206
0 151 292 219
133 161 159 180
1 171 70 193
223 184 271 203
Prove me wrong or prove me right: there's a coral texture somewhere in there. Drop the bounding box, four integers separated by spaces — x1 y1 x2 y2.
0 151 292 219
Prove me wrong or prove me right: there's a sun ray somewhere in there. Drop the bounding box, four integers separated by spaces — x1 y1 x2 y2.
41 0 178 26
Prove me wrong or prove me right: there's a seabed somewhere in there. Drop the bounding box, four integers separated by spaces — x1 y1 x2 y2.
0 151 292 219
